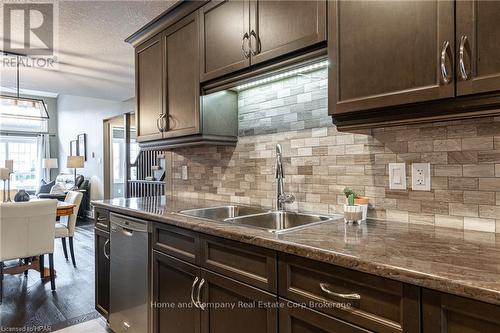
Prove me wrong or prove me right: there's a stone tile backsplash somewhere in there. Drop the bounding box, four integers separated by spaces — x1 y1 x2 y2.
170 68 500 233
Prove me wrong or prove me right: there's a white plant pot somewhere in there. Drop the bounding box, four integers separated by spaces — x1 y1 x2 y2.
344 204 363 223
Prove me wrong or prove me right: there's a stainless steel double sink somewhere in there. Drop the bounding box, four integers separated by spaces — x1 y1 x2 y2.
178 205 336 233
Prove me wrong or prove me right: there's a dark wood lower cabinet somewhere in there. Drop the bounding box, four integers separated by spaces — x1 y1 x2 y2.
422 289 500 333
199 268 277 333
153 250 277 333
153 250 200 333
279 300 369 333
94 227 110 318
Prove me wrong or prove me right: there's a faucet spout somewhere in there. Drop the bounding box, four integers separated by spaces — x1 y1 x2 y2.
276 143 284 179
275 144 294 211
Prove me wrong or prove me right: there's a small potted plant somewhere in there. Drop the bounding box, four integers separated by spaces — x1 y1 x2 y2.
344 193 363 223
343 187 368 221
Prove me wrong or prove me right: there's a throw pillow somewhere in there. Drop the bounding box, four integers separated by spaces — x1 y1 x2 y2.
36 179 55 195
50 182 66 195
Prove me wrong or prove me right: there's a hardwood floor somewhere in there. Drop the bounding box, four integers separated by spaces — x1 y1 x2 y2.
0 219 100 331
54 318 111 333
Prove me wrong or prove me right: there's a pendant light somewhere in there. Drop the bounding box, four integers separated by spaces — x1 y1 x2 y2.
0 52 49 120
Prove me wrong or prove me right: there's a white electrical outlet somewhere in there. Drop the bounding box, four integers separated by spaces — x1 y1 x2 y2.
412 163 431 191
388 163 406 190
181 165 188 180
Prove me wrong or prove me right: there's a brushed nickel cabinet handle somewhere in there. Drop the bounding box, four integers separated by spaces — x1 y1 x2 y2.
159 113 168 132
319 283 361 300
156 113 163 132
459 35 470 80
190 277 199 308
103 239 110 260
197 278 206 310
249 30 260 56
241 32 250 59
440 40 452 84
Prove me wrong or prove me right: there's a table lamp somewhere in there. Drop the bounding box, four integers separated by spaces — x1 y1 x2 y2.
42 158 59 182
66 156 84 184
2 160 13 202
0 167 10 202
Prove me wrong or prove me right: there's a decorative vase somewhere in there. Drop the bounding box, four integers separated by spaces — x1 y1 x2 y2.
14 189 30 202
344 204 363 223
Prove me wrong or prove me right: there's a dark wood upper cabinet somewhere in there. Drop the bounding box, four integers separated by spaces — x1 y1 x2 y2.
199 268 278 333
153 250 201 333
94 227 110 318
422 289 500 332
456 0 500 96
329 0 455 115
164 12 201 137
200 0 251 82
249 0 326 65
136 34 164 142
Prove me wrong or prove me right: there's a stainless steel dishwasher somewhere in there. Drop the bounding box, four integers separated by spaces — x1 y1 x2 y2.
109 213 150 333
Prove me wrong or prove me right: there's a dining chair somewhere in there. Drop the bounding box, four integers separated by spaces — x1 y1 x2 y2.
0 199 58 303
55 191 83 266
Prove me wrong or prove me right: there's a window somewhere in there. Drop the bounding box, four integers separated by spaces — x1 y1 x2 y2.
0 136 38 191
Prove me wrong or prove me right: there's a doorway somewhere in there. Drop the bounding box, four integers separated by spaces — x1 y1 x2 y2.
103 113 138 199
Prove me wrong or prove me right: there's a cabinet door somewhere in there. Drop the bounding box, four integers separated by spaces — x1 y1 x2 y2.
250 0 326 65
280 300 370 333
422 289 500 332
95 227 110 318
200 0 250 82
136 34 164 142
153 250 201 333
165 12 201 138
329 1 455 115
456 1 500 96
199 268 277 333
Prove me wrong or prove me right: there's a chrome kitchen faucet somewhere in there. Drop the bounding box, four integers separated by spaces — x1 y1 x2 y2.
275 143 295 211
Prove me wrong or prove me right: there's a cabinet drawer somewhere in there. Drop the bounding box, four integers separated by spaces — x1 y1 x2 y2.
200 234 277 292
279 254 420 333
94 208 110 231
280 299 370 333
153 223 199 264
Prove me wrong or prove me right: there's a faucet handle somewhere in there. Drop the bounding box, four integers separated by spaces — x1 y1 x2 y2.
280 194 295 204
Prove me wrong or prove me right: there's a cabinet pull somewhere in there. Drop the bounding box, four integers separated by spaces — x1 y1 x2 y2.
197 278 206 310
97 217 107 222
249 30 260 56
241 32 250 59
319 283 361 300
160 113 169 132
440 40 452 84
190 277 199 308
156 113 163 132
103 239 110 260
459 35 470 80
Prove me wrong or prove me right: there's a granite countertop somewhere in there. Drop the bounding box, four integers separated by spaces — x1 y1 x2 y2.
92 196 500 306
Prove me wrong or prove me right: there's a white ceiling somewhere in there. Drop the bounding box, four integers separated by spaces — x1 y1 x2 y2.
0 0 175 101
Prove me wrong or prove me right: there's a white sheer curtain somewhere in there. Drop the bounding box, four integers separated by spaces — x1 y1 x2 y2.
36 134 51 182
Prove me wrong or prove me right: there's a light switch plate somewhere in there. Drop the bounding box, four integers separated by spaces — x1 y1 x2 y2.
388 163 406 190
412 163 431 191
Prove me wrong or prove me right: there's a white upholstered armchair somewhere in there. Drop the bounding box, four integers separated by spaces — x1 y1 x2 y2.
0 199 58 302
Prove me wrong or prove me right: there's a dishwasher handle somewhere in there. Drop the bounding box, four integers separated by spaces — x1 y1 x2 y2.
110 213 149 233
121 227 134 237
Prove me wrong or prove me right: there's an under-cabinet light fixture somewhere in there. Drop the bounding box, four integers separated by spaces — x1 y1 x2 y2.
235 60 329 91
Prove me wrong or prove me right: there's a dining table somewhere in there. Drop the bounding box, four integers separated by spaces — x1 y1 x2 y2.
3 200 76 278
